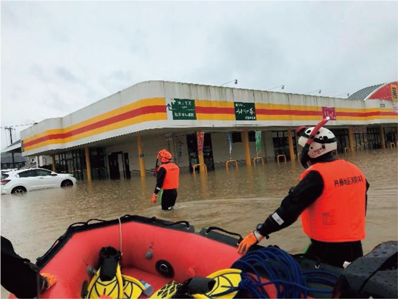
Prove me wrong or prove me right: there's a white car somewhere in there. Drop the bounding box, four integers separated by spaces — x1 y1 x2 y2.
1 168 77 195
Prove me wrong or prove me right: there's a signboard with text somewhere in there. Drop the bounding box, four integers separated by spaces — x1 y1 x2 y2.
234 102 256 120
322 107 336 120
167 98 196 120
197 132 205 154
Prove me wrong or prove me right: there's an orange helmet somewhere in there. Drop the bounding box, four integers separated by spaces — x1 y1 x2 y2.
157 149 172 163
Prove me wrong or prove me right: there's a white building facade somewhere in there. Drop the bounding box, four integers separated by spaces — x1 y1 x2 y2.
20 81 398 180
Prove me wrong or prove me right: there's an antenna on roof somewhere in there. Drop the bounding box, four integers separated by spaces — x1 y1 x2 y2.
221 79 238 86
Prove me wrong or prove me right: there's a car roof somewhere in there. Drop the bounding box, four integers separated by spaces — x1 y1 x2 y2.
14 168 52 174
1 169 18 172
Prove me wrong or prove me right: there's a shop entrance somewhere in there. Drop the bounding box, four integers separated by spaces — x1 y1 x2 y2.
334 129 349 153
108 152 130 179
271 130 297 161
367 128 381 149
186 133 215 172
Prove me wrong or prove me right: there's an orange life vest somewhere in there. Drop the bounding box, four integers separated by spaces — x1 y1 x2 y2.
159 163 180 190
300 159 366 242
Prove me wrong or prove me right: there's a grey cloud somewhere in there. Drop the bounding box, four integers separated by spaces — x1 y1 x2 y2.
55 67 80 84
43 92 73 112
30 64 51 83
99 70 133 93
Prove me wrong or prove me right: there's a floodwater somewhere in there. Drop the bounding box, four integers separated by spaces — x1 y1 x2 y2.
1 149 397 296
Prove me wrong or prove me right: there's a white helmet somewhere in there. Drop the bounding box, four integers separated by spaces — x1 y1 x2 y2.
298 127 337 159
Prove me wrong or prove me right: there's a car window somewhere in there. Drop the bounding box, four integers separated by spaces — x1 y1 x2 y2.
1 173 9 179
37 169 51 176
18 170 39 178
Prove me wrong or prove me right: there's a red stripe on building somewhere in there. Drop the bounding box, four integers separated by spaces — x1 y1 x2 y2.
24 105 166 147
256 109 322 116
338 111 398 117
196 107 235 114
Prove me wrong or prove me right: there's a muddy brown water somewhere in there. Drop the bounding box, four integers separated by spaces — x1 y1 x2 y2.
1 149 397 297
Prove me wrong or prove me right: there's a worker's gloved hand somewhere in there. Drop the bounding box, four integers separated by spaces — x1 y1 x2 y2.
40 272 57 292
151 193 157 203
237 231 264 254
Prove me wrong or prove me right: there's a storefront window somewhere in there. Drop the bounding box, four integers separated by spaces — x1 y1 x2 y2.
385 126 397 144
90 147 108 179
367 128 381 149
271 130 296 161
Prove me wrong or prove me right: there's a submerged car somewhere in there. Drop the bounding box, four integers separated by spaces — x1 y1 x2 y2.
1 168 77 195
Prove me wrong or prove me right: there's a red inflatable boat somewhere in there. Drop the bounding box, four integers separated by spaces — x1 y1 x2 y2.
9 215 397 298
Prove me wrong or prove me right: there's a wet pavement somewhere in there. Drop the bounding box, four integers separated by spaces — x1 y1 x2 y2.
1 149 397 297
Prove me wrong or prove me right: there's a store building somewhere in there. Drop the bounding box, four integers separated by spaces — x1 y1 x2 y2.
20 81 398 181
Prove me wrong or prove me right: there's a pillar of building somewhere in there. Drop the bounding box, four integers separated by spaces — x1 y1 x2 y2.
198 150 206 173
85 146 92 182
348 127 355 154
380 126 386 149
196 132 206 174
287 127 295 161
137 136 146 177
51 155 56 172
242 130 251 167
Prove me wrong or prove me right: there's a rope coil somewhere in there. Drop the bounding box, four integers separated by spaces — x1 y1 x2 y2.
229 246 339 298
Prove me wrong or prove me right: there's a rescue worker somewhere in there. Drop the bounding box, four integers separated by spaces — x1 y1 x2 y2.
151 149 180 210
237 125 370 268
1 235 57 298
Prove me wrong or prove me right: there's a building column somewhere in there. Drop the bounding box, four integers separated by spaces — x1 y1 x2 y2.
198 150 206 173
137 136 146 177
196 132 206 174
348 127 355 154
380 126 386 149
242 130 251 167
85 146 92 182
287 127 295 161
51 155 56 172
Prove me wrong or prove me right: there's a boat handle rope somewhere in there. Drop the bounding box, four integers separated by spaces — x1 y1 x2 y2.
37 219 108 265
67 218 107 230
205 226 243 243
150 217 191 230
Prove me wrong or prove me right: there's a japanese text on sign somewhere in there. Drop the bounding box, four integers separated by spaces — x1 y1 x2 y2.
168 99 197 120
234 102 257 120
322 107 336 120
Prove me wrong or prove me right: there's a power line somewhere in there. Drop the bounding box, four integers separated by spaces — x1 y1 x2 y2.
305 89 322 95
0 122 37 129
266 84 285 91
333 92 350 98
221 79 238 86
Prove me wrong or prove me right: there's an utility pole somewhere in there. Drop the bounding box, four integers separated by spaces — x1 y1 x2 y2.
4 127 16 168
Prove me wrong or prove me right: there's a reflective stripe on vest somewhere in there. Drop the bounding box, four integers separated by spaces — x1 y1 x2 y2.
300 160 366 242
159 163 180 190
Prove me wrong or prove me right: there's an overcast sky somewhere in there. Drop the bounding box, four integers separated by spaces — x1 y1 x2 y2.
1 1 397 150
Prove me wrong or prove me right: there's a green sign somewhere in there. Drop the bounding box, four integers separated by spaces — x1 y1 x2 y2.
168 99 196 120
234 102 256 120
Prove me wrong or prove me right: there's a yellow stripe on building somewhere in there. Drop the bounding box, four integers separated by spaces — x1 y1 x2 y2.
24 113 167 151
24 98 166 143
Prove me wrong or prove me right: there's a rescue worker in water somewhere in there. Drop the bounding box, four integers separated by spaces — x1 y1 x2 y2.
238 125 369 268
151 149 180 210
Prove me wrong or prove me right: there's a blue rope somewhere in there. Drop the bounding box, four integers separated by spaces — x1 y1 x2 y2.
229 246 339 298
